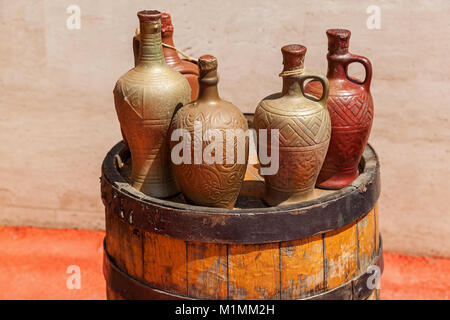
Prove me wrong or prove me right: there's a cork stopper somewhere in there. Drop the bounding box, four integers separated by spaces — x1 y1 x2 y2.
198 55 218 78
281 44 307 72
137 10 161 22
327 29 351 54
161 13 174 34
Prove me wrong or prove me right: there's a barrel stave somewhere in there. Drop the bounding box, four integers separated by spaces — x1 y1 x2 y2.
357 207 377 273
228 243 280 299
323 222 358 290
187 242 228 299
143 232 187 294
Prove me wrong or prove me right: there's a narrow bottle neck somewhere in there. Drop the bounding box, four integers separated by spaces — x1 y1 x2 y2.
198 72 220 101
282 77 303 96
139 21 165 65
326 53 348 79
198 84 220 101
162 32 182 65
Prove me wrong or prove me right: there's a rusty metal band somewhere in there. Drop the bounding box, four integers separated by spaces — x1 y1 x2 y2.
101 139 380 244
103 236 383 300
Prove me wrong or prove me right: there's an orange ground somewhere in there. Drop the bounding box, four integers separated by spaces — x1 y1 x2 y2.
0 226 448 300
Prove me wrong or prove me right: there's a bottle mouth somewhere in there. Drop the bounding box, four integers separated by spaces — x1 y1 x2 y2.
281 44 307 56
137 10 162 22
326 29 351 40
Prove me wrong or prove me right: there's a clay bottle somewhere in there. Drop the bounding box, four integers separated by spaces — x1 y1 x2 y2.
169 55 249 209
133 13 199 101
305 29 374 189
114 10 191 198
254 45 331 206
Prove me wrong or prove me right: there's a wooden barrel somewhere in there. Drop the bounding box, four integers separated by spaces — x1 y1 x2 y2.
101 115 382 300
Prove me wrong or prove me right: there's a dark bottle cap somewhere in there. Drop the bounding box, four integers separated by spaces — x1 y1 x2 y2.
327 29 351 54
281 44 307 72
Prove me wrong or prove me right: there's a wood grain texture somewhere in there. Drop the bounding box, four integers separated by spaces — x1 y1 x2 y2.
187 242 227 299
143 232 187 295
324 222 357 290
280 234 324 299
106 285 124 300
105 206 122 269
118 219 143 279
375 203 380 252
357 208 376 274
228 243 280 299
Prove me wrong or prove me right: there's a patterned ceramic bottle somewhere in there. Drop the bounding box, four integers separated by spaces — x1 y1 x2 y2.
169 55 249 209
114 10 191 198
254 45 331 206
305 29 374 189
133 13 199 101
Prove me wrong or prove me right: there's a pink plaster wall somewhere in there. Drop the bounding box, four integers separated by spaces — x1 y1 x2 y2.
0 0 449 256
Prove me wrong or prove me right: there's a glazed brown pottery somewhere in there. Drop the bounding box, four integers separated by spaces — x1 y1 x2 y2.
133 13 199 101
254 45 331 206
114 10 191 198
169 55 249 209
305 29 374 189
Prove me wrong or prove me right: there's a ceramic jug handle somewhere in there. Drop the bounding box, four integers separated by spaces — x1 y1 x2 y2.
344 54 372 90
133 29 140 67
299 73 330 107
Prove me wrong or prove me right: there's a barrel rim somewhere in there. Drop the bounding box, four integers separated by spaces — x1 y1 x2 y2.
101 139 380 243
102 140 379 215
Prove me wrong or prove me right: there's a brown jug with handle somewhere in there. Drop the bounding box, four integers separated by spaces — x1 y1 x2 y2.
254 45 331 206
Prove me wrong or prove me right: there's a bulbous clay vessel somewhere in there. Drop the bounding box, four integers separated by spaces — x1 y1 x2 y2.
133 13 199 101
169 55 249 209
114 10 191 198
305 29 374 189
254 45 331 206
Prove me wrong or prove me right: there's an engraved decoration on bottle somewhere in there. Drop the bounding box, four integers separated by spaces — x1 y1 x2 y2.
169 55 249 209
114 10 191 198
305 29 374 189
254 45 331 206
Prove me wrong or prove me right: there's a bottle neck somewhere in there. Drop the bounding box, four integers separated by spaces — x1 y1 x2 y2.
162 31 182 65
138 21 165 66
282 77 303 96
326 51 348 79
198 71 220 102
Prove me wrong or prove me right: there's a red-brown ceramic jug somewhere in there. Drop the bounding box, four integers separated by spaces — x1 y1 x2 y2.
133 13 199 101
305 29 374 189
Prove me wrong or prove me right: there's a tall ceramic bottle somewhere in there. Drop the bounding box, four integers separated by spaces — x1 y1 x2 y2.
114 10 191 198
169 55 249 209
305 29 374 189
254 45 331 206
133 13 199 101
